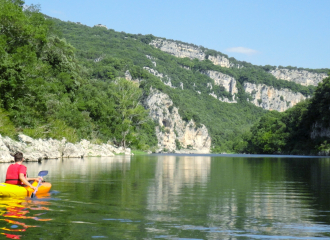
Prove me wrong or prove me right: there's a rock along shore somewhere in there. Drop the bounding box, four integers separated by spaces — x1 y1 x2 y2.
0 134 132 163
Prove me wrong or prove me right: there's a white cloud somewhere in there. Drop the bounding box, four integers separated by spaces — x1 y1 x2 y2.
225 47 258 55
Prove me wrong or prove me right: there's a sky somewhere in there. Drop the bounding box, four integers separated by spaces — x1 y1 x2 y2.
24 0 330 69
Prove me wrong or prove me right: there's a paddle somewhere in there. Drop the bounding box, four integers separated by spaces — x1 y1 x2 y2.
31 170 48 198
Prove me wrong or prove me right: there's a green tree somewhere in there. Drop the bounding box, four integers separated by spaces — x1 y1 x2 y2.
248 112 289 154
109 79 149 148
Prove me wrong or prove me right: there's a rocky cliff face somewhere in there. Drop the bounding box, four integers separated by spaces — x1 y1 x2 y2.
149 39 321 112
270 69 327 86
207 55 232 68
205 70 238 95
150 39 233 68
244 82 306 112
150 39 205 61
144 89 211 153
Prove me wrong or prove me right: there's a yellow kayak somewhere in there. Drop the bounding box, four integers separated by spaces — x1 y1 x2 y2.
0 181 52 198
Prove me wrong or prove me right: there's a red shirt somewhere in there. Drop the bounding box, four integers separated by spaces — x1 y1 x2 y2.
5 164 27 185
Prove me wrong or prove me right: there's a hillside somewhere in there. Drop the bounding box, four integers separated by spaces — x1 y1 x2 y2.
51 18 328 152
0 0 328 154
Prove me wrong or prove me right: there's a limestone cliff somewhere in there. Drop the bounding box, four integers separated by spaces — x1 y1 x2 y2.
148 38 321 113
270 69 327 86
244 82 306 112
207 55 232 68
150 39 234 68
144 89 211 153
204 70 238 95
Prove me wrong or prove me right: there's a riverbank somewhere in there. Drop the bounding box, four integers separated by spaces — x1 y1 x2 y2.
0 134 132 162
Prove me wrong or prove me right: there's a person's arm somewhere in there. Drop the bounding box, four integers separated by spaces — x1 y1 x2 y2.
26 177 42 181
19 173 36 190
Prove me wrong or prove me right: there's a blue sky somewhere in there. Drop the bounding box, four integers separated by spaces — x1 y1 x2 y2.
25 0 330 69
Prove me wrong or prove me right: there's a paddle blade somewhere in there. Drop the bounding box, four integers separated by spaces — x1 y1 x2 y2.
31 171 48 198
38 170 48 177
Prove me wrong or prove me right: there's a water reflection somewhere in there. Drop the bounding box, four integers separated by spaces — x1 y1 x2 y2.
1 155 330 239
144 156 330 238
0 156 131 180
147 156 210 212
0 196 52 239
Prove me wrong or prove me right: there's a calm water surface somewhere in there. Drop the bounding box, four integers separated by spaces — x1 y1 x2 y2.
0 154 330 239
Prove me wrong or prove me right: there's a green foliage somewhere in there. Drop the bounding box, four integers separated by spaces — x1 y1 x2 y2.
277 65 329 74
307 76 330 128
22 119 79 143
318 141 330 153
247 111 289 154
0 108 16 139
0 1 156 149
131 119 158 150
175 139 182 150
3 0 326 153
187 144 193 150
49 18 270 152
243 75 330 154
108 78 149 148
131 150 148 155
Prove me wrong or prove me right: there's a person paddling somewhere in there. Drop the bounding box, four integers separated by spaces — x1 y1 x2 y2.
5 152 42 190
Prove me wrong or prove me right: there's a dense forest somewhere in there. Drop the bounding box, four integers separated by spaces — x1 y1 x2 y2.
0 0 157 149
237 74 330 155
1 0 329 154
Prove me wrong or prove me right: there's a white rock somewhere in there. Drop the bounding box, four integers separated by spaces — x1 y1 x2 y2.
149 38 239 68
270 69 327 87
204 70 238 95
144 89 211 153
62 143 83 158
243 82 307 112
0 135 12 162
124 148 131 155
0 133 125 161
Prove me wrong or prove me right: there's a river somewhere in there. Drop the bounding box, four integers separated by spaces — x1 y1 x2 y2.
0 154 330 239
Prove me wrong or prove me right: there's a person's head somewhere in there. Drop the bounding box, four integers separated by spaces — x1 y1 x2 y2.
14 152 24 162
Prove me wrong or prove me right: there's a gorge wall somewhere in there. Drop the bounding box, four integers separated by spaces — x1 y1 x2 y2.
144 89 211 153
244 82 306 112
150 39 234 68
149 39 325 112
270 69 327 87
205 70 238 95
204 70 238 103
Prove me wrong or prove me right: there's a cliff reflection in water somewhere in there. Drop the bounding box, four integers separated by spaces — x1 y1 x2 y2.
147 155 210 212
144 156 329 238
